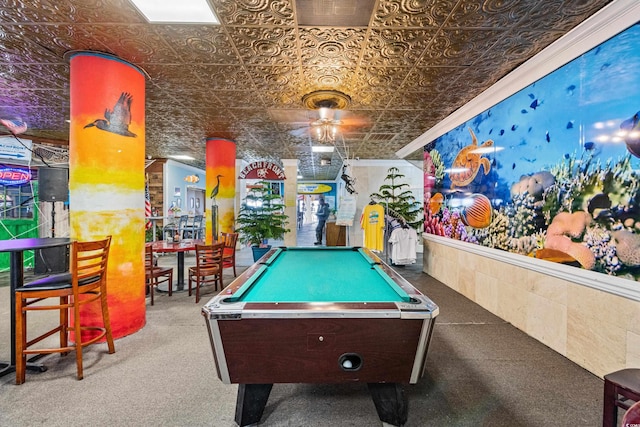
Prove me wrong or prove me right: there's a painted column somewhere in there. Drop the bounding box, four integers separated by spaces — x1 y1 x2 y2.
68 52 146 338
205 138 236 243
282 159 298 246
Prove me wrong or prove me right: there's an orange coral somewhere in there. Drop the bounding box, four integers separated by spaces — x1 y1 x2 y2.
544 211 595 270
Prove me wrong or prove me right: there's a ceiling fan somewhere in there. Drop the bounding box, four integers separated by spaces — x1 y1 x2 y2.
270 90 371 143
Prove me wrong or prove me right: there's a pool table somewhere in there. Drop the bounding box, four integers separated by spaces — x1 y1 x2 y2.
201 246 439 426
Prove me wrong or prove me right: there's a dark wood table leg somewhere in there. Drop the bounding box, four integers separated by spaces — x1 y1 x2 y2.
176 251 185 291
235 383 273 427
368 382 408 427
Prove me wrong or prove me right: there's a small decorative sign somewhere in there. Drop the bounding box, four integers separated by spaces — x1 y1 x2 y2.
0 136 32 162
298 183 332 194
238 161 286 180
0 167 32 185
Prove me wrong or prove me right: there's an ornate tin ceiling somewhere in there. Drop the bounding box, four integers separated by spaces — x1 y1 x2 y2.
0 0 612 179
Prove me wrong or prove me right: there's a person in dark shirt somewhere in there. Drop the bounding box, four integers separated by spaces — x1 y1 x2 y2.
314 198 330 245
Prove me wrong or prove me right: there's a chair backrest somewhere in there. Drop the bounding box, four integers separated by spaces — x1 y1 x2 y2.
172 215 188 238
73 236 111 291
193 214 204 227
144 244 154 271
220 232 239 252
195 242 224 270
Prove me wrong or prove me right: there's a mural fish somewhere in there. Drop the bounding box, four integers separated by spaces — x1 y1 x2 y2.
620 111 640 158
449 127 493 189
184 175 200 183
461 194 492 229
428 192 444 214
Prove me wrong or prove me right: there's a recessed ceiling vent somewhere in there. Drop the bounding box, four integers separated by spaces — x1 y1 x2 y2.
296 0 375 27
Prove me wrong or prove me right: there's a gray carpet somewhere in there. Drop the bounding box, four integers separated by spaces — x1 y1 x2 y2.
0 239 604 426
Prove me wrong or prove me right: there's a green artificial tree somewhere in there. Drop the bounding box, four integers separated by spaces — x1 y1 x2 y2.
235 181 290 249
370 167 423 230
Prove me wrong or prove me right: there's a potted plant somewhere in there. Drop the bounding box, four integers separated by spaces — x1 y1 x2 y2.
235 181 290 261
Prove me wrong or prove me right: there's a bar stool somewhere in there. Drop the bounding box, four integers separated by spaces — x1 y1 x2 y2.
603 368 640 427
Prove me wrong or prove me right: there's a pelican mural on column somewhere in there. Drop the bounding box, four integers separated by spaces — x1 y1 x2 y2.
84 92 137 137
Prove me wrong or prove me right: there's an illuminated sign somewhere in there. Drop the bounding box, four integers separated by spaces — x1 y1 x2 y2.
0 167 32 185
238 161 286 180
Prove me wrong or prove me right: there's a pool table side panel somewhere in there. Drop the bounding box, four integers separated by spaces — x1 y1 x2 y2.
215 318 425 384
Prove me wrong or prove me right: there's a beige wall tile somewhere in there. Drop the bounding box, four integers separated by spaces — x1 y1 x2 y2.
526 292 567 354
422 240 640 379
475 271 497 313
627 331 640 367
496 277 528 332
527 270 568 305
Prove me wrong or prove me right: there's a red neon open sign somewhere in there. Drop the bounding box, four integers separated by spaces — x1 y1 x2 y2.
0 167 32 185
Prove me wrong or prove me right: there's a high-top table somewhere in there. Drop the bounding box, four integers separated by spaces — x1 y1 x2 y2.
148 239 203 291
0 237 73 377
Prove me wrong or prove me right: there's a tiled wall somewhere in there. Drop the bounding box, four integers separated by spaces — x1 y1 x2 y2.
423 237 640 378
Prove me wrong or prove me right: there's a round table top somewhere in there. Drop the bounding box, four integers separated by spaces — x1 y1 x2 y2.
149 239 204 253
0 237 73 252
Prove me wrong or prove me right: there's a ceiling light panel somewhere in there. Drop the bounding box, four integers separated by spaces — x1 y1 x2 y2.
129 0 219 23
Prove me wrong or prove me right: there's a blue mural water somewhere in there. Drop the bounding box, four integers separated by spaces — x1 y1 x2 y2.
424 23 640 281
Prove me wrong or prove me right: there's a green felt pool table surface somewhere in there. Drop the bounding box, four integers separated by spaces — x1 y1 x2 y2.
229 247 411 303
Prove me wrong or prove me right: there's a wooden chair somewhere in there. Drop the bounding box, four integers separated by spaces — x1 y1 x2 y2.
14 236 115 384
188 242 224 304
220 232 239 277
145 244 173 305
603 368 640 427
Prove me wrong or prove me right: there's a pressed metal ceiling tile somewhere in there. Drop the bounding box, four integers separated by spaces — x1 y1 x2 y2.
228 26 299 66
419 29 505 67
447 0 535 29
373 0 456 28
298 28 367 67
0 0 613 179
154 25 237 64
363 28 436 67
211 0 296 26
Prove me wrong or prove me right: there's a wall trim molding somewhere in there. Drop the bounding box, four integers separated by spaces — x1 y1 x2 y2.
397 1 640 158
423 233 640 303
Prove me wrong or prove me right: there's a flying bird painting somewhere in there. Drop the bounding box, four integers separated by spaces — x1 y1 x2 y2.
84 92 137 137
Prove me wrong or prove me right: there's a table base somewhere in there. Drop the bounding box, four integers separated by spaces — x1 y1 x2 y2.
0 355 48 378
234 382 408 427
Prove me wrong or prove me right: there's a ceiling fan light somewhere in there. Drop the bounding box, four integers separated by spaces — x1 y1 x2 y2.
318 107 334 121
312 146 334 153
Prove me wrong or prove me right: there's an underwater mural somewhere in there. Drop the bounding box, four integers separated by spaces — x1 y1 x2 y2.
423 23 640 283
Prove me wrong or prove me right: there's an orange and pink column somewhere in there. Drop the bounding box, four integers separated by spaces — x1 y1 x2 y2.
205 138 236 243
68 52 146 338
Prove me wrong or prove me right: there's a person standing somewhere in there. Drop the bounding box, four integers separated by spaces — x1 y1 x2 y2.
314 198 330 245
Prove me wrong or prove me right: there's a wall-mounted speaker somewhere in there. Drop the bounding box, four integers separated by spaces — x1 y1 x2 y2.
38 167 69 202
